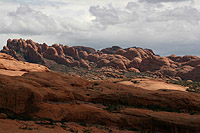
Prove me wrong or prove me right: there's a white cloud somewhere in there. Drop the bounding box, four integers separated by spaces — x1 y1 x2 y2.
89 5 138 26
139 0 193 3
144 6 200 25
0 0 199 56
0 4 57 35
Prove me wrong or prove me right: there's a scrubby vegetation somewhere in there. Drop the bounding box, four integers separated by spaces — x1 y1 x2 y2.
168 80 200 93
124 72 154 78
186 86 200 93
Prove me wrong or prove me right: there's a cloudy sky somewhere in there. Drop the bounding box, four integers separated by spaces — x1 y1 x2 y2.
0 0 200 56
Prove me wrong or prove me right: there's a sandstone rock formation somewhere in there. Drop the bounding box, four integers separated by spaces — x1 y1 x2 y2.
101 46 122 54
1 39 200 81
0 119 132 132
0 71 199 132
0 53 49 76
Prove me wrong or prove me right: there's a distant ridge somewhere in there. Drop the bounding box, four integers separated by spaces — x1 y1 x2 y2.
1 38 200 81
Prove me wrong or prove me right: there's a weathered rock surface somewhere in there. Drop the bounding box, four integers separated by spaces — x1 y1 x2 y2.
101 46 122 54
1 39 200 81
0 119 133 132
0 53 49 76
73 46 96 54
25 44 44 63
168 54 199 63
0 71 199 132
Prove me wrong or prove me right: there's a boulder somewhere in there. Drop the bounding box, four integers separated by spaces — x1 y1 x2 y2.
140 56 171 72
80 59 90 69
128 57 142 69
178 65 200 81
97 54 130 70
128 67 140 72
42 43 48 52
109 58 127 70
7 39 17 50
97 59 110 67
73 46 96 54
116 47 141 60
86 53 99 62
168 55 199 63
79 51 88 59
52 44 64 56
101 46 122 54
44 47 58 56
63 47 79 60
159 66 177 77
115 47 155 60
26 39 38 51
25 44 44 63
2 46 9 51
182 58 200 67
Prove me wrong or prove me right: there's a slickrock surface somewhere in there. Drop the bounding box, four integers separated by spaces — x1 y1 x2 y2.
0 119 134 133
0 71 199 132
0 53 49 76
118 78 187 91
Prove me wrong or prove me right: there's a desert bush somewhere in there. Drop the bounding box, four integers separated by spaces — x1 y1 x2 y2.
169 79 200 93
19 124 33 130
124 72 154 78
186 86 200 93
83 128 91 133
86 87 94 90
93 83 99 86
131 80 138 84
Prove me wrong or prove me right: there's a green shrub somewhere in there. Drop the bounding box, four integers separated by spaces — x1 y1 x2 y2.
19 125 33 130
131 80 138 84
83 128 91 133
86 87 94 90
169 79 200 94
93 83 99 86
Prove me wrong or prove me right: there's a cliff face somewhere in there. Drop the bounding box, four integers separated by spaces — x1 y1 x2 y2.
1 38 200 81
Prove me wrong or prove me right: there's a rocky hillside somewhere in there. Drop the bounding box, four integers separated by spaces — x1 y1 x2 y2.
0 39 199 132
0 52 49 76
0 71 200 132
1 38 200 81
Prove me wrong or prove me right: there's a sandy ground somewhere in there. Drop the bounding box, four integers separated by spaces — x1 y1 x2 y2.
118 78 187 91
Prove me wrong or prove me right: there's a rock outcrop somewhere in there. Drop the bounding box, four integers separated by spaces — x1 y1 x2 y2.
101 46 122 54
0 71 199 132
0 53 49 76
1 39 200 81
